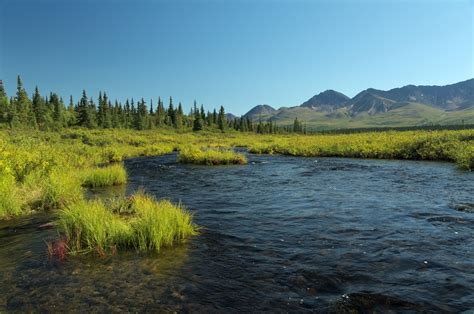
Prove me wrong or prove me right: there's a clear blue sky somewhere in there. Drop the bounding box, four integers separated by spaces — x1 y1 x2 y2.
0 0 473 115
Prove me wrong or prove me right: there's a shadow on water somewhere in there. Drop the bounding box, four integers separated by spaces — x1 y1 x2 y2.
1 152 473 312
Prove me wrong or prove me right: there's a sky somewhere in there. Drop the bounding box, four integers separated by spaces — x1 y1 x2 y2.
0 0 473 115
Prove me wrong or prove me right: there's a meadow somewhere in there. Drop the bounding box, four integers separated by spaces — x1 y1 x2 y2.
0 127 472 253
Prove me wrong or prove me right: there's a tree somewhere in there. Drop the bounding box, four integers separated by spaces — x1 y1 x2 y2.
7 97 19 128
156 97 165 126
168 97 176 126
0 81 9 123
175 102 184 128
217 105 225 131
293 117 303 133
32 86 48 128
192 101 203 131
50 93 64 128
66 95 77 126
15 75 36 128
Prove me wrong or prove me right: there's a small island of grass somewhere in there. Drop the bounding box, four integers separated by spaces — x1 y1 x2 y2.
58 191 198 255
177 146 248 165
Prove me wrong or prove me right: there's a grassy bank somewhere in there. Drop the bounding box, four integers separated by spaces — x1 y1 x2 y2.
247 131 474 170
0 128 472 221
59 191 197 255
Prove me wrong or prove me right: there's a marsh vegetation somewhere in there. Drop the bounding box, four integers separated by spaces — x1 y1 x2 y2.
0 127 472 256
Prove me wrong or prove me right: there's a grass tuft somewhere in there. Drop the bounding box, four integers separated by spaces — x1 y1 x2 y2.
177 145 247 165
58 191 197 255
0 173 24 218
40 169 83 210
82 164 127 188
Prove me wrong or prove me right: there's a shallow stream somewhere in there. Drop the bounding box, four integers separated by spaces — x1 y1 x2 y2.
1 154 473 312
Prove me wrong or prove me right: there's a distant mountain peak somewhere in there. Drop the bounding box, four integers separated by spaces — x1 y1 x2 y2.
243 104 277 120
300 89 350 111
241 78 474 125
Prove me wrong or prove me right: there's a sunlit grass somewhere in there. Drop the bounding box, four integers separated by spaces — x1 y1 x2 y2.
39 169 83 210
0 173 24 218
177 145 247 165
0 128 472 220
59 191 198 255
82 164 127 188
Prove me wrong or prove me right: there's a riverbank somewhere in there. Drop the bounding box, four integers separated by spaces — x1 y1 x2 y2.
0 128 472 222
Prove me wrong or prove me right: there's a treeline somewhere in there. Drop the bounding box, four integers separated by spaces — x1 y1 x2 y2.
0 76 307 134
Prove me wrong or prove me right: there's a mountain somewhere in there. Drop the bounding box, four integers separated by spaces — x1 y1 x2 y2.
350 79 474 113
243 104 277 120
242 78 474 129
349 92 396 115
225 113 237 120
300 89 350 111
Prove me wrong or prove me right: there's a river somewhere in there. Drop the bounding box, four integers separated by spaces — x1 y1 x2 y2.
1 153 473 312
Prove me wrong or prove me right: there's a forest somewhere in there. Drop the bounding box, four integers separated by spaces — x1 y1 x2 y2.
0 76 303 134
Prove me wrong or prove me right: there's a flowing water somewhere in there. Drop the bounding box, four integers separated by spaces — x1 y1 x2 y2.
0 153 473 312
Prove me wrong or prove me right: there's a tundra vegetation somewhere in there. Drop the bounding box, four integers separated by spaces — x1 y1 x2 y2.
0 76 472 255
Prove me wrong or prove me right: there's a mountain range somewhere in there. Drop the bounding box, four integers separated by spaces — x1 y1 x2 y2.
242 78 474 129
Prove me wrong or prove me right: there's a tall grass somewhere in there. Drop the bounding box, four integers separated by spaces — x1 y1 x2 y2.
0 128 472 220
0 174 23 218
82 164 127 188
177 145 247 165
59 191 197 255
40 169 83 209
131 191 197 251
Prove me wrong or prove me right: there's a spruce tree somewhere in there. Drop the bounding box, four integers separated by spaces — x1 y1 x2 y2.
217 105 225 131
192 101 203 131
15 75 36 128
168 97 176 126
0 81 9 123
175 102 184 128
156 97 164 126
77 90 89 126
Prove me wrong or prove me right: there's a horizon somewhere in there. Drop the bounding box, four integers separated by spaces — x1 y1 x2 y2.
1 0 473 115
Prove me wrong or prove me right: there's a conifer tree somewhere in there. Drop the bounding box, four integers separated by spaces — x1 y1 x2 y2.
217 105 225 131
156 97 164 126
0 81 8 123
212 109 217 124
175 102 184 128
192 101 203 131
31 86 48 128
15 75 36 128
7 96 19 128
168 97 176 126
77 90 90 127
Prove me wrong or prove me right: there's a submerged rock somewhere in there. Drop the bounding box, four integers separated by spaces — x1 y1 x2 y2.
452 203 474 213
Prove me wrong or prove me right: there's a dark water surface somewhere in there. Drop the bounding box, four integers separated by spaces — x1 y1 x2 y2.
1 154 473 312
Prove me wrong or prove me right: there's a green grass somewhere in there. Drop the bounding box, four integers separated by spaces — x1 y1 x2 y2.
39 169 84 210
177 145 247 165
0 128 472 220
0 173 24 218
58 191 198 255
82 164 128 188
